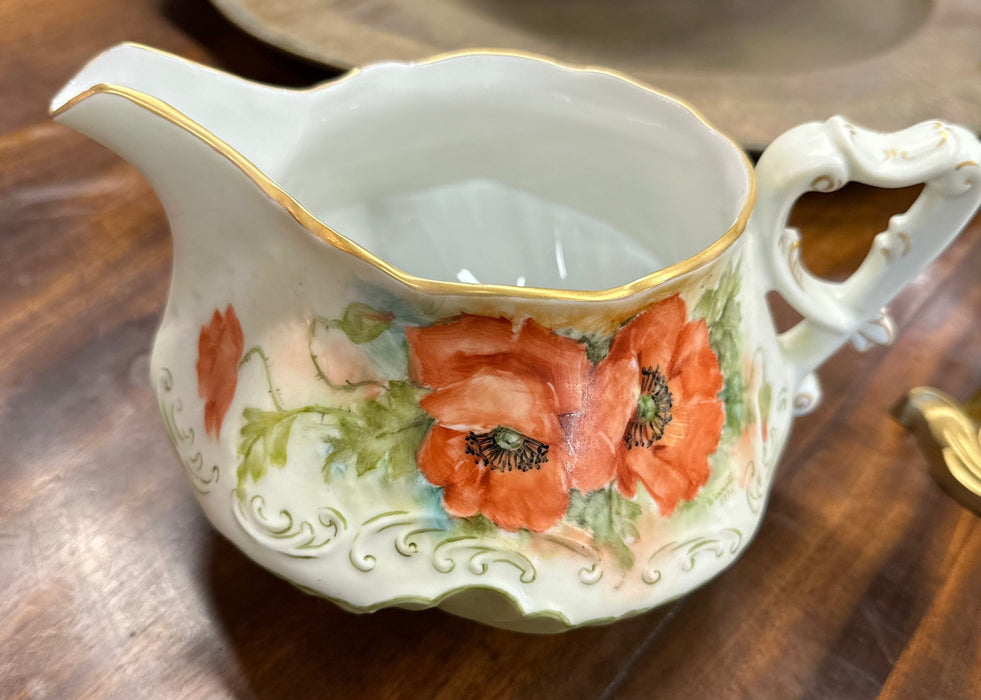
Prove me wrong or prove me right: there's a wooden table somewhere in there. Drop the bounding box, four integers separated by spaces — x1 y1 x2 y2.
2 1 979 697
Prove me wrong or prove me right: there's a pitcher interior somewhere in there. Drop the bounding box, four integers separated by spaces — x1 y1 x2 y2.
276 55 754 291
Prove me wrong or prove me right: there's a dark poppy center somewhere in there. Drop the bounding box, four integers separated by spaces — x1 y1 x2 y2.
465 426 549 473
624 366 673 450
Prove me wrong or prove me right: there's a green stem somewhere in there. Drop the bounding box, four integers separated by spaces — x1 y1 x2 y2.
240 346 286 411
283 404 353 421
308 316 387 392
375 415 433 439
607 482 616 536
238 404 353 477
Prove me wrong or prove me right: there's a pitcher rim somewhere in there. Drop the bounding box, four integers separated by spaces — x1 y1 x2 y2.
51 44 757 302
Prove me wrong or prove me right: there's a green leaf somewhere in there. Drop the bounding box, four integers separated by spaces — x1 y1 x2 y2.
578 332 613 364
322 413 368 476
337 302 395 344
241 407 279 440
567 488 642 569
355 443 387 476
322 380 433 482
694 288 719 323
721 374 745 433
237 409 297 492
454 514 497 537
376 380 431 423
386 418 431 480
555 329 614 365
237 434 266 487
694 266 738 323
268 414 297 467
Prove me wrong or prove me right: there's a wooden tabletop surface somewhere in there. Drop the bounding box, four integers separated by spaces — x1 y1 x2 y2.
2 1 979 697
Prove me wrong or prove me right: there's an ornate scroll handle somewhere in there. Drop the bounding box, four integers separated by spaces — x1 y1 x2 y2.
752 117 981 414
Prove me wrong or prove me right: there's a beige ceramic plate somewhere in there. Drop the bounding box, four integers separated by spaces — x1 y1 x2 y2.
209 0 980 150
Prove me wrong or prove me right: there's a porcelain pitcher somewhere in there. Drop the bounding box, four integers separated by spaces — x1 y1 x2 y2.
51 44 981 632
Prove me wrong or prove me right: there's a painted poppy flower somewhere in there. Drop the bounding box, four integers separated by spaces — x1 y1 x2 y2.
197 305 244 439
571 296 724 515
406 315 589 532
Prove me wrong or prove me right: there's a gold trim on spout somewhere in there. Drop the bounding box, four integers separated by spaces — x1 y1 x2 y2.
50 46 757 302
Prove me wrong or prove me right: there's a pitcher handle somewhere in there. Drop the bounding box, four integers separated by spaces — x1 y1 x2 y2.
753 117 981 414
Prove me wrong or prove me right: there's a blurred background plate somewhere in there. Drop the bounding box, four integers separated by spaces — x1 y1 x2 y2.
208 0 980 151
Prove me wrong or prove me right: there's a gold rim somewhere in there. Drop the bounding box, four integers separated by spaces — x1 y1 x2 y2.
51 44 757 302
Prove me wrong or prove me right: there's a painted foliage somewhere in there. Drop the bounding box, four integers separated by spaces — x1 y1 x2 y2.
191 262 770 570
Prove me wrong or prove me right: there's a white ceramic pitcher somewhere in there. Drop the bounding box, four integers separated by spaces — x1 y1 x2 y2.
52 44 981 632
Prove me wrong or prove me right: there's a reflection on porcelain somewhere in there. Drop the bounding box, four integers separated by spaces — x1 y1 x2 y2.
51 44 981 632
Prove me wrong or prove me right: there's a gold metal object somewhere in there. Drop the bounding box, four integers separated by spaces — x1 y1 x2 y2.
894 386 981 516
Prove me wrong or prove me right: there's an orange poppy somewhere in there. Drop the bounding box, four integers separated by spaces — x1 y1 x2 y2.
407 315 589 532
197 305 244 439
571 296 724 515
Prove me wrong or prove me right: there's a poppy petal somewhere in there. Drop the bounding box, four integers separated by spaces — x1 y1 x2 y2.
481 443 570 532
513 319 590 414
613 295 687 371
620 446 695 515
571 432 619 493
415 426 478 486
615 449 640 498
570 353 639 491
678 399 726 468
196 305 244 439
669 320 724 399
406 315 516 388
652 397 725 469
653 380 689 450
597 294 725 514
420 368 563 443
619 399 723 513
442 478 484 518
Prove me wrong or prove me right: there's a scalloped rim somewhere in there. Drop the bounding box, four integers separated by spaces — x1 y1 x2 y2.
51 43 757 303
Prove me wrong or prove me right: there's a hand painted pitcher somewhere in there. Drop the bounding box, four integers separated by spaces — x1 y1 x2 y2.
52 44 981 632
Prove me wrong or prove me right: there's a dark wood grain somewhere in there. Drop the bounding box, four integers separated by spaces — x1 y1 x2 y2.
1 2 979 698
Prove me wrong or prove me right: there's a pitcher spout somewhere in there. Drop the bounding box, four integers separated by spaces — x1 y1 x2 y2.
51 44 209 119
51 45 340 265
50 44 307 209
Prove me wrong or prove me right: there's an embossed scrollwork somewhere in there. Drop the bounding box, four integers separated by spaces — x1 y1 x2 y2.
156 368 218 493
641 528 743 585
234 494 347 558
745 460 766 514
432 536 537 583
810 174 843 192
545 531 604 585
850 307 897 352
